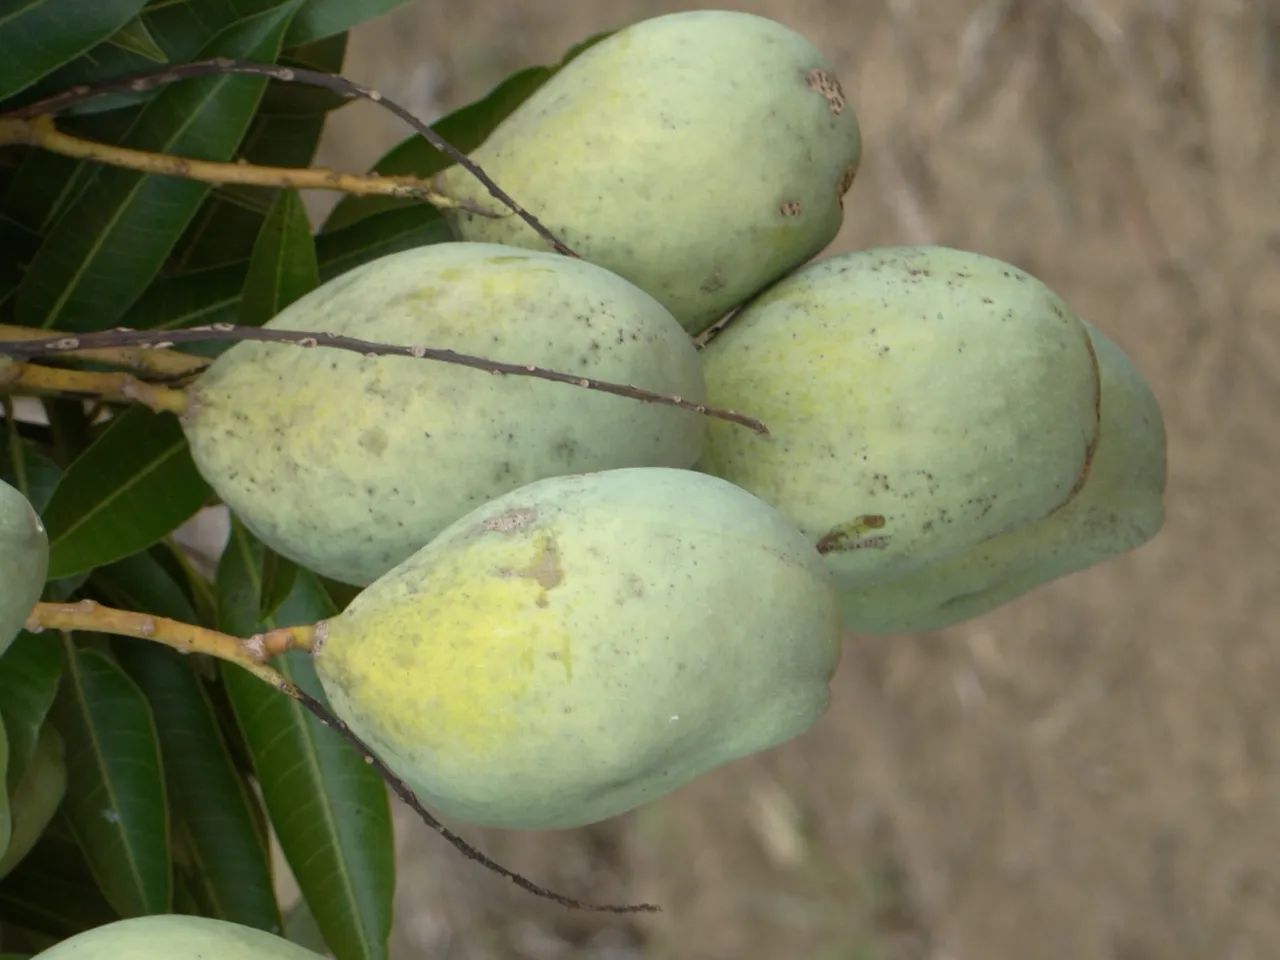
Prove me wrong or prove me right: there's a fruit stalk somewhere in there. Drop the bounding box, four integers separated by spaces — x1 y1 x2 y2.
0 323 209 377
21 599 657 913
27 599 309 691
1 362 189 414
0 116 469 208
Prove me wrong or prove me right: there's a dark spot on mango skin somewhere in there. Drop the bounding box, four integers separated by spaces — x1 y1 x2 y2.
477 506 538 535
816 514 889 554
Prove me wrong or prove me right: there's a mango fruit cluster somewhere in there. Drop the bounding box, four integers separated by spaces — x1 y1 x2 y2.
2 10 1165 838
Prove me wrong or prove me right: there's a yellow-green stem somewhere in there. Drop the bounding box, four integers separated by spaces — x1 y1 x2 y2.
2 362 189 414
27 599 316 693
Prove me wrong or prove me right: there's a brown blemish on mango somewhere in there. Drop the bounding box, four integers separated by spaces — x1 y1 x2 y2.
816 514 888 554
805 68 846 115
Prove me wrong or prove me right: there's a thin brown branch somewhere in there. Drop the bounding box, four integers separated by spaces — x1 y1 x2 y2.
0 326 769 434
0 322 208 378
2 58 578 258
26 599 658 913
287 685 658 914
0 116 481 211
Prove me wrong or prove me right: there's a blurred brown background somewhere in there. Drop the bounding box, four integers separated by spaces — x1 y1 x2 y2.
311 2 1279 958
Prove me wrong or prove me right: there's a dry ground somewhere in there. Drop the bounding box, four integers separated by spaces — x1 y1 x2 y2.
311 2 1280 957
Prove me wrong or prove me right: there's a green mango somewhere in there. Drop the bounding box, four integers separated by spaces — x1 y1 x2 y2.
1 478 48 655
698 246 1103 600
0 722 66 880
836 322 1166 631
433 10 862 334
313 467 842 830
183 243 706 586
33 915 324 958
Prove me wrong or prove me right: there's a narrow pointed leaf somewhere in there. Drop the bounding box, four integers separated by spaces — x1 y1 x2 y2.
0 0 148 101
54 645 170 917
316 205 451 282
119 260 246 331
0 830 118 938
42 408 210 579
106 17 168 63
14 3 300 331
0 432 61 514
115 641 281 931
219 525 393 960
239 190 319 326
0 635 64 791
0 714 11 856
284 0 414 46
95 550 280 930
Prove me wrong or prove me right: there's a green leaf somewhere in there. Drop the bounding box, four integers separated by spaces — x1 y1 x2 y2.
42 408 211 580
106 16 168 63
54 645 170 917
0 829 118 938
114 632 281 932
171 33 343 271
0 634 64 791
0 712 10 857
0 0 148 101
239 190 319 326
14 3 301 331
27 0 287 106
323 32 610 232
284 0 413 47
0 430 61 515
119 261 246 331
219 525 393 960
316 205 451 282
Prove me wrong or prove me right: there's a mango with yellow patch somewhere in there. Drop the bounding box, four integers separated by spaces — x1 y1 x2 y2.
313 467 842 829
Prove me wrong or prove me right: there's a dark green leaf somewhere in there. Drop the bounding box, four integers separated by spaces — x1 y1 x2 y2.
316 204 451 282
0 829 117 938
27 0 286 105
239 190 319 326
219 526 393 960
54 645 170 917
120 260 245 331
0 713 10 856
284 0 413 47
0 429 61 515
172 33 342 271
0 635 64 791
106 16 168 63
42 408 211 580
0 0 148 101
115 624 280 931
14 3 301 331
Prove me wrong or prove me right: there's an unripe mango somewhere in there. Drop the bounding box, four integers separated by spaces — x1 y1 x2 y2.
1 477 47 654
698 246 1102 599
183 243 706 586
313 467 842 830
434 11 862 334
837 322 1166 631
0 722 66 880
34 914 323 958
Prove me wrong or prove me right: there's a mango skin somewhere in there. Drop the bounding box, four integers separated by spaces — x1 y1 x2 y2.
34 915 323 958
314 467 842 830
837 322 1166 631
434 10 862 334
0 722 66 880
183 243 706 586
697 246 1102 597
1 478 48 655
